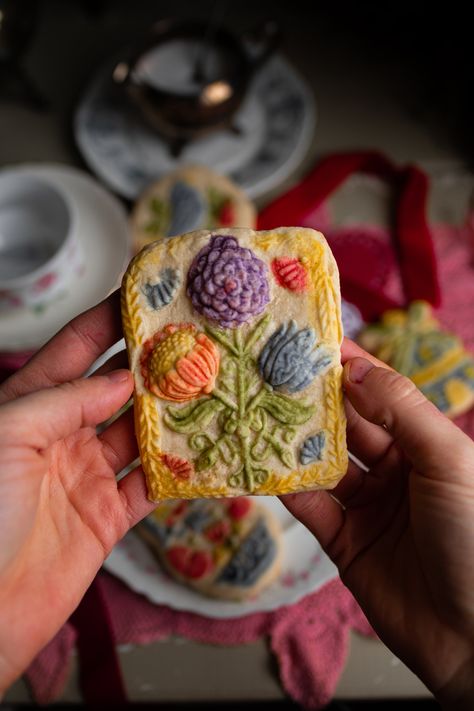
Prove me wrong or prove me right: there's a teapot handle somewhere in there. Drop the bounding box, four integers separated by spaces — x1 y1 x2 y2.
243 19 281 72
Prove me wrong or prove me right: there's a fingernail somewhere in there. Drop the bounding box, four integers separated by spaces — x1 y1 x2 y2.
345 358 375 384
106 369 131 384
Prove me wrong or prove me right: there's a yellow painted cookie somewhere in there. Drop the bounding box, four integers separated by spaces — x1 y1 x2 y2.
130 164 256 254
357 300 474 418
121 227 347 501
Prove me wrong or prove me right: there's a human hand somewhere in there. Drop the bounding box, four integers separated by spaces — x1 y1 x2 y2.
282 339 474 709
0 292 155 696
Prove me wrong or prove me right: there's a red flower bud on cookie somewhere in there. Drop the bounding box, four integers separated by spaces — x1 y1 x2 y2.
227 498 252 520
218 200 235 226
205 520 231 544
166 546 214 579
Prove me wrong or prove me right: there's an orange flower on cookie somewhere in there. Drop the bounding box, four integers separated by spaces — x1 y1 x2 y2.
141 323 220 402
161 453 194 480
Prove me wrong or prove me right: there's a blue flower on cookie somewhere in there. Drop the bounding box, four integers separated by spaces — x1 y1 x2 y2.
167 181 206 237
142 267 181 310
258 320 333 393
300 431 326 465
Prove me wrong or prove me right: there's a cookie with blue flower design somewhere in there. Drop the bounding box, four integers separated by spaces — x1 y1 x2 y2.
135 497 283 601
121 227 347 500
357 300 474 418
130 164 256 254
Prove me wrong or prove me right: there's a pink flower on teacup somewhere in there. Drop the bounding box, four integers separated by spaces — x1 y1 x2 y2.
33 272 57 293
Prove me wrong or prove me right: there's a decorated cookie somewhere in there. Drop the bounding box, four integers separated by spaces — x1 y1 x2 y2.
357 300 474 418
135 497 282 601
121 227 347 500
341 299 364 340
130 164 256 253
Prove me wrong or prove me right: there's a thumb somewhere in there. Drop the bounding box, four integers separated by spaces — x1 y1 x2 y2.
343 357 473 479
1 370 133 449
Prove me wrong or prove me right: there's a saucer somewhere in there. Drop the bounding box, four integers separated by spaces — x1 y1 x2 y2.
74 53 316 200
0 164 131 353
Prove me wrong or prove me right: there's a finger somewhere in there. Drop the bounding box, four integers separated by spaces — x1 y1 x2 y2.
118 465 156 528
1 370 134 449
280 490 345 551
345 397 393 468
342 342 396 466
99 406 139 473
341 338 391 369
0 290 123 405
92 349 129 378
344 357 474 482
331 460 365 506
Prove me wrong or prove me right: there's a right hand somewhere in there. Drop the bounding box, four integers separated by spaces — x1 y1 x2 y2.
282 339 474 710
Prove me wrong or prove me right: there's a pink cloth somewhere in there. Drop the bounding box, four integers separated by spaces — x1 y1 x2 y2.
25 624 77 705
26 573 374 709
21 217 474 706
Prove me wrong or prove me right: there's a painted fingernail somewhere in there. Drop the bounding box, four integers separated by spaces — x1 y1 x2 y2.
345 358 375 384
106 369 131 384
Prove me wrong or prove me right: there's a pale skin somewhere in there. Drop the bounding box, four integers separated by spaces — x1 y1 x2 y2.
0 293 473 708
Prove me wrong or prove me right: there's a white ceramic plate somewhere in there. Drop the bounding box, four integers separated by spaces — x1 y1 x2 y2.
0 164 132 352
103 497 338 619
74 53 316 201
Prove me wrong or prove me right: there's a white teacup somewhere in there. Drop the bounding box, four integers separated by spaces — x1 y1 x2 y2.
0 172 83 313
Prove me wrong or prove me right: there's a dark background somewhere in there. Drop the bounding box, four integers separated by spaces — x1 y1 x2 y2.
1 0 472 169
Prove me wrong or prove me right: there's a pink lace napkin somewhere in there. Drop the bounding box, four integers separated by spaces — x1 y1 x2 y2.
26 572 374 708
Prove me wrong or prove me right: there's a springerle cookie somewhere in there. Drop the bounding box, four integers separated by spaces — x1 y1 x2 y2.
121 227 347 500
136 497 282 601
130 164 256 253
357 300 474 418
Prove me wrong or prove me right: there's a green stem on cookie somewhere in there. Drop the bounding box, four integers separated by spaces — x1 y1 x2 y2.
212 387 238 411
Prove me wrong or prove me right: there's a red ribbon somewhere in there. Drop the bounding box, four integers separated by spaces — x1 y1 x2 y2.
69 575 128 704
257 150 441 320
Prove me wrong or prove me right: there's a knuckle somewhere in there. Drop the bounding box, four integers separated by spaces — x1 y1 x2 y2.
287 491 327 522
67 316 104 359
375 368 420 405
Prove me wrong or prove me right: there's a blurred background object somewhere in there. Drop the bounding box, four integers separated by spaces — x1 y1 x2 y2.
111 14 281 156
0 0 47 108
130 163 257 253
0 170 80 312
74 23 314 201
0 163 130 359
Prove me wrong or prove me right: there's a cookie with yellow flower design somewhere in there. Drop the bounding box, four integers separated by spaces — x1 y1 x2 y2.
130 164 256 254
357 300 474 418
135 497 282 601
121 226 347 501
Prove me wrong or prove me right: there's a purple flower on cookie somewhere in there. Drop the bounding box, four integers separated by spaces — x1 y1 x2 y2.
187 235 270 328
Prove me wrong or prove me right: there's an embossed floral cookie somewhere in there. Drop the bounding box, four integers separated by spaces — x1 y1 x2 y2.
121 227 347 500
135 497 282 601
357 300 474 418
130 164 256 253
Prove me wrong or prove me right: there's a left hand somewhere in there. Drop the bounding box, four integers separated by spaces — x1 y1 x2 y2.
0 291 154 695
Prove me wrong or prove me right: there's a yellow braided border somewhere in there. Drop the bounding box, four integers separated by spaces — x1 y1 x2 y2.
121 257 146 349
